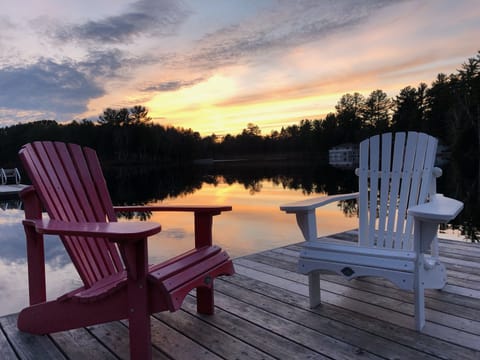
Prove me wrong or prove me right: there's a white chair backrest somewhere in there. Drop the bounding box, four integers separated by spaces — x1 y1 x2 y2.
357 132 438 250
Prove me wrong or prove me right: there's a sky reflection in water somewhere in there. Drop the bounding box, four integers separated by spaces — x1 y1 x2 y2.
0 179 358 316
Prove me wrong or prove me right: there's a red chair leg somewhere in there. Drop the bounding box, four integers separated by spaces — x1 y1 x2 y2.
196 285 214 314
125 238 152 359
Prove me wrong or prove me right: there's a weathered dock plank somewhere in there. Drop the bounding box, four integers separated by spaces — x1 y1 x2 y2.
0 319 18 360
149 315 221 360
222 272 478 360
50 328 117 360
155 307 274 360
0 314 65 359
179 295 327 360
213 279 437 360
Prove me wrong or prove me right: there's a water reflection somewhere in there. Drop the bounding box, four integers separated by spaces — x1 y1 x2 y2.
0 169 360 316
144 179 359 264
0 208 81 316
0 160 475 317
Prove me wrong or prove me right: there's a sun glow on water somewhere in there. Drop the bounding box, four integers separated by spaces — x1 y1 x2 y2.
145 180 358 262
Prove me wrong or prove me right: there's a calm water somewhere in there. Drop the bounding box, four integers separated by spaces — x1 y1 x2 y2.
0 160 471 317
0 174 359 316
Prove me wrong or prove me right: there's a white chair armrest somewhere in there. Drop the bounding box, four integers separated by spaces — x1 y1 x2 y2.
280 192 359 213
407 194 463 223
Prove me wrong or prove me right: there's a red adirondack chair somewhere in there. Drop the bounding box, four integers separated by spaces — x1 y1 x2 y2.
17 141 235 359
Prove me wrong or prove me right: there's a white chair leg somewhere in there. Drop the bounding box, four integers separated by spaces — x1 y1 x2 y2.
414 282 426 331
414 257 426 330
308 272 321 308
414 219 429 331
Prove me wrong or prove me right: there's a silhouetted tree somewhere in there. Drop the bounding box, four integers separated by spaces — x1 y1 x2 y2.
129 105 152 125
243 123 261 136
392 85 425 132
335 92 365 142
362 89 393 132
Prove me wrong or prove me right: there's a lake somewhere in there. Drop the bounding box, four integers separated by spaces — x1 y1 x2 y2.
0 161 470 316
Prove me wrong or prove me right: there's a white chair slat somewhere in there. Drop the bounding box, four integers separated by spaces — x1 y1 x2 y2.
419 137 438 202
404 135 438 249
377 133 392 246
358 138 370 246
385 132 406 248
368 135 380 247
395 132 418 249
403 133 430 248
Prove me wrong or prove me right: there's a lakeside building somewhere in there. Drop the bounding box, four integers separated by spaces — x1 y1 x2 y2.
328 143 359 169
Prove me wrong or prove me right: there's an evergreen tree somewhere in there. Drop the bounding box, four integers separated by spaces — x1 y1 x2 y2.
335 93 365 142
362 89 392 132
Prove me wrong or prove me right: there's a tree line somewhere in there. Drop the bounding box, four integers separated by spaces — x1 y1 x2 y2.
0 106 202 166
0 52 478 173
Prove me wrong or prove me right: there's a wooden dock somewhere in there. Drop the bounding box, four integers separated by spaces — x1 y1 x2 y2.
0 168 26 195
0 184 27 196
1 231 479 359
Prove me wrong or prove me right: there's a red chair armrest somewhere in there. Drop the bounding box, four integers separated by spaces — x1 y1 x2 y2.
114 205 232 216
23 219 161 242
113 205 232 248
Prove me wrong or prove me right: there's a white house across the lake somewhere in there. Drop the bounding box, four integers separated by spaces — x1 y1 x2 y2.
328 143 359 168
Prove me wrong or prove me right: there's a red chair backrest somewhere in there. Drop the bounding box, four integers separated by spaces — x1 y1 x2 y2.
19 142 124 287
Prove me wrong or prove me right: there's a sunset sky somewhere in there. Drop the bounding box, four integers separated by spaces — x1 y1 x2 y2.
0 0 478 136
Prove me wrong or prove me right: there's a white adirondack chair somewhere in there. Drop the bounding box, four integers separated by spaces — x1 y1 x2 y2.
280 132 463 330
